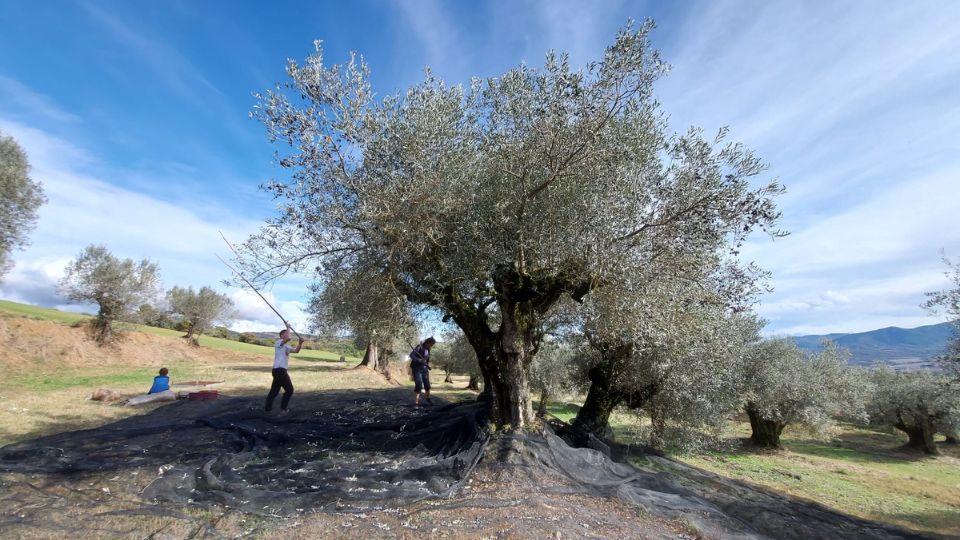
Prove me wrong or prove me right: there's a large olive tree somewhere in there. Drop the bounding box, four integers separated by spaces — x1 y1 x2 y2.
59 245 161 344
0 133 46 280
166 286 235 342
241 22 783 428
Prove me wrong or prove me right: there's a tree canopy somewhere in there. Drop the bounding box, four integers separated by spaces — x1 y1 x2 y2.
0 132 46 280
59 244 161 344
240 21 784 428
167 285 235 342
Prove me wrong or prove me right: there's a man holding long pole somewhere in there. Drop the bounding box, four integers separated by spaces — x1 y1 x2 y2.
266 324 303 414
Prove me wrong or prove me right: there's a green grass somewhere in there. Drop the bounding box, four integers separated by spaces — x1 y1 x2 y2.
0 299 357 363
5 361 217 393
671 424 960 535
8 367 166 392
0 300 90 324
545 398 960 535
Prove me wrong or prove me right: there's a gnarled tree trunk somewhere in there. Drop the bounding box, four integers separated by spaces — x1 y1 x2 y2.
573 365 623 439
358 341 382 372
536 388 550 418
466 374 481 392
746 402 786 449
896 418 940 455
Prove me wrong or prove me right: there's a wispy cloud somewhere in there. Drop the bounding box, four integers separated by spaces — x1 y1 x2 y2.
79 2 225 107
392 0 467 80
0 76 80 124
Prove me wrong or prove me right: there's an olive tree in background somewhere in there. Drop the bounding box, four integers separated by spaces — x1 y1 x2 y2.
924 254 960 378
166 286 235 343
741 339 868 449
571 262 765 445
58 244 161 344
241 21 783 429
868 367 959 454
530 340 583 418
307 265 416 375
434 330 483 391
0 132 46 280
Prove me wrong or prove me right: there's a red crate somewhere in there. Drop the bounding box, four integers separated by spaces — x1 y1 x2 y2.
187 390 219 401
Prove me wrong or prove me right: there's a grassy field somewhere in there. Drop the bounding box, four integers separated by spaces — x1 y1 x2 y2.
546 400 960 536
0 299 355 363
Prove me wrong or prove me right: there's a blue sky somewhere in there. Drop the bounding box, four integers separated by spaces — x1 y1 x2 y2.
0 0 958 335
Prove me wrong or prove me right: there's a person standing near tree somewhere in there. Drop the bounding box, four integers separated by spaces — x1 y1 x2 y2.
266 325 303 414
409 337 436 406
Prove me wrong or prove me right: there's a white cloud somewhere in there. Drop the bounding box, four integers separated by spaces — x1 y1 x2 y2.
0 118 309 332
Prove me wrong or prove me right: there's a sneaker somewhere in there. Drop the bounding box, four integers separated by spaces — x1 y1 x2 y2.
279 409 289 416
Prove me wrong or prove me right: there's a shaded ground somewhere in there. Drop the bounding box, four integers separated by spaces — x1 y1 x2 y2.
0 389 945 539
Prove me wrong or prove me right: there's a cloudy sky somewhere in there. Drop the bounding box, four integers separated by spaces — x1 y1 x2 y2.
0 0 957 335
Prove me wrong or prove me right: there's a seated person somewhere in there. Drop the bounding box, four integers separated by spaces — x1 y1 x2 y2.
148 368 170 394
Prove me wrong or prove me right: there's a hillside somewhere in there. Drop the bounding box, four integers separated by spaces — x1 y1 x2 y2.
794 322 955 369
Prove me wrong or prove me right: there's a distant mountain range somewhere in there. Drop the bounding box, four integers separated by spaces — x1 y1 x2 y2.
793 322 955 370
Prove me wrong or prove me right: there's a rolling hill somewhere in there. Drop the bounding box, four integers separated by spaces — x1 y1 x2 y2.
793 322 955 369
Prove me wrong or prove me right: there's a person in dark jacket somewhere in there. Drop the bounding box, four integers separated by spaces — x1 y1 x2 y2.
409 337 436 406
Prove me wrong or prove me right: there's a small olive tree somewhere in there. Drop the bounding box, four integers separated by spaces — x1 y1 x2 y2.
167 286 235 342
59 245 161 344
530 340 583 418
868 367 959 455
0 133 46 280
307 265 415 374
741 339 868 449
434 330 483 391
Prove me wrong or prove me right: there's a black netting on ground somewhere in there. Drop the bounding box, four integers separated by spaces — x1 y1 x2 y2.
1 389 488 516
0 388 942 539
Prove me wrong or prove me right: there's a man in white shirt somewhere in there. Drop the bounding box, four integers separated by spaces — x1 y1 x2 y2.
265 326 303 414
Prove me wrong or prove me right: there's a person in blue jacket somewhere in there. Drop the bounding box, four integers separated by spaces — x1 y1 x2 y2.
148 368 170 394
409 337 436 406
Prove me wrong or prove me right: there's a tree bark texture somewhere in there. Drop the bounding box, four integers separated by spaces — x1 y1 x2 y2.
746 403 786 449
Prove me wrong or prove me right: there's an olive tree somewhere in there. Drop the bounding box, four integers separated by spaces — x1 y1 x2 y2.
530 340 583 418
167 286 235 342
571 256 766 443
868 367 959 454
434 330 483 391
924 255 960 378
240 21 783 428
59 245 161 344
741 339 868 449
307 265 415 374
0 133 46 280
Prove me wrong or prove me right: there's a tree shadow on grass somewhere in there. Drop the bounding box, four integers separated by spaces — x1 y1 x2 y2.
785 428 949 464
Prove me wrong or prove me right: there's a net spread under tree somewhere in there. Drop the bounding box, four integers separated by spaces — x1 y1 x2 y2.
0 132 46 281
238 20 783 430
